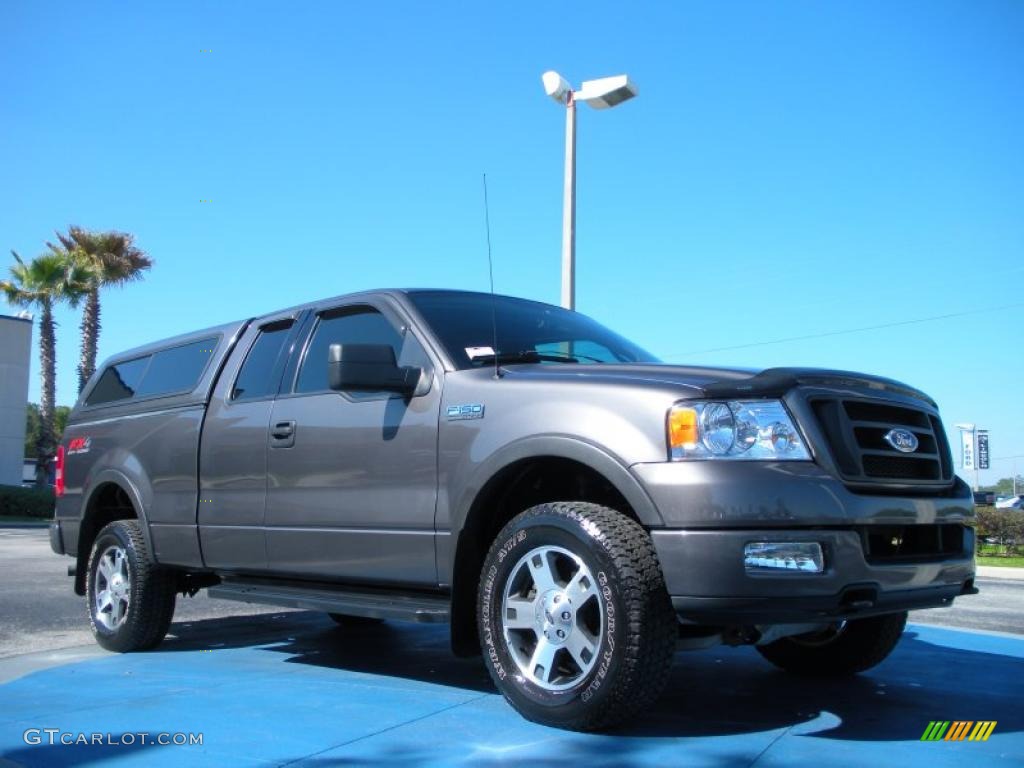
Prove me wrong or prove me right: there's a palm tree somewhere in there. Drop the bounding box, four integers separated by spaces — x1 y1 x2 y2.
1 250 93 486
51 227 152 393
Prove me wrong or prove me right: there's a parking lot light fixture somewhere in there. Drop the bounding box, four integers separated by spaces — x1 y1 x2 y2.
541 70 638 310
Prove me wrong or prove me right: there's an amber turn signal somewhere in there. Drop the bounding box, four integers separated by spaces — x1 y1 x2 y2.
668 407 699 450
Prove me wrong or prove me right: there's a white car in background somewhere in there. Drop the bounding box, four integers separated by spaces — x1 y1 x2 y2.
995 495 1024 510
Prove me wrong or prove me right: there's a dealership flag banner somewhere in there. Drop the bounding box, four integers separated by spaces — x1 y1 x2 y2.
961 430 975 471
977 431 990 470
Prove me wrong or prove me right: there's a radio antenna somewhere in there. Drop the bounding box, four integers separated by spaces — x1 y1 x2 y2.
482 173 502 379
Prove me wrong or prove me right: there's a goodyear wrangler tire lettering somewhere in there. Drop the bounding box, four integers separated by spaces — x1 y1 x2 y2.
476 502 676 731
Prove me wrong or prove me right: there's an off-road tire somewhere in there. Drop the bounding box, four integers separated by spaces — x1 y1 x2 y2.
327 613 385 627
756 611 908 676
477 502 677 731
86 520 177 652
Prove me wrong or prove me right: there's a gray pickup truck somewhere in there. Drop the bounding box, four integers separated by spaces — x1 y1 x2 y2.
50 288 976 730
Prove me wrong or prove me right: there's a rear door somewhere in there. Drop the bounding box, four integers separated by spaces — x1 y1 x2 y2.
264 297 441 586
199 311 304 571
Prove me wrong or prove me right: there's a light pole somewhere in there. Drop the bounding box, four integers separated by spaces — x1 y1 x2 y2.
541 71 638 310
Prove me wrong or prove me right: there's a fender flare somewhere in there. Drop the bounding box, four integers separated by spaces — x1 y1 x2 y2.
449 434 663 542
74 469 154 593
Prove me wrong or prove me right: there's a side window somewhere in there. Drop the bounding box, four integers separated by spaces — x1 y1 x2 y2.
295 307 403 394
86 356 151 406
135 337 218 398
232 322 293 401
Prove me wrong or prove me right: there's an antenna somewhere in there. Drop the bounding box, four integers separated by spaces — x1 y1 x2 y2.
482 174 502 379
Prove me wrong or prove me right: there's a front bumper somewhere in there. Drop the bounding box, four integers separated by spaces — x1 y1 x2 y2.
651 527 975 624
636 461 976 624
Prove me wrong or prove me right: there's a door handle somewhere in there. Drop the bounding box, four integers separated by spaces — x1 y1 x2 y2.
270 421 296 447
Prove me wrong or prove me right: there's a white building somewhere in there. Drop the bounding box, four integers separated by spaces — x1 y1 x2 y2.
0 313 32 487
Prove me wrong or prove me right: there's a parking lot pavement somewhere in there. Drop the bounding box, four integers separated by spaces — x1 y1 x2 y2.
0 528 296 658
1 616 1021 767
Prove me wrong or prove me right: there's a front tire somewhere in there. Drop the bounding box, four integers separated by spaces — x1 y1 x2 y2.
756 611 908 676
477 502 677 731
86 520 177 652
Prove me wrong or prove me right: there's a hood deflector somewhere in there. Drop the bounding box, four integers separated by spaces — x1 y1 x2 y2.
701 367 936 407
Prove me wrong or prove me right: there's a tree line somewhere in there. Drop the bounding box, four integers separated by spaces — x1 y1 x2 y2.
2 228 151 486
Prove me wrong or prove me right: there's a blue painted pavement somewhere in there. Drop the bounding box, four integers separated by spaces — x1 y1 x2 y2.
1 615 1020 767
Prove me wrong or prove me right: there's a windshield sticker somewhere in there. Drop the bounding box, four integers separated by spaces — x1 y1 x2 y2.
465 346 495 360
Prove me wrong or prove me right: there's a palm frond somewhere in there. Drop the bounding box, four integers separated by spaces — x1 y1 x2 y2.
56 226 152 288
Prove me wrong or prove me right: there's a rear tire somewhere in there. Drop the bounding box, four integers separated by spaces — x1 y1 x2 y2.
86 520 177 652
756 611 907 676
477 502 677 731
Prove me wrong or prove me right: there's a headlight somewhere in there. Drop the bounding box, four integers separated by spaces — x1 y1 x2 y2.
667 400 811 461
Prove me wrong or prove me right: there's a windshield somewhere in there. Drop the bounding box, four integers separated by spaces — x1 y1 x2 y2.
407 291 660 370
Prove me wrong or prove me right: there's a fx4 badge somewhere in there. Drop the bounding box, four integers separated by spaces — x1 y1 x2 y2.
67 437 92 456
446 404 485 421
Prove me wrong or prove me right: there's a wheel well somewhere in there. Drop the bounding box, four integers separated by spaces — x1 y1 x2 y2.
74 483 138 595
449 457 638 656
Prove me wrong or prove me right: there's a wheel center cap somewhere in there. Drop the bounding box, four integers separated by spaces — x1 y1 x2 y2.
537 589 573 645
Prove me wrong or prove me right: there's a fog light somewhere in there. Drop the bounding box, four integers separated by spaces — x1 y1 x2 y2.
744 542 824 573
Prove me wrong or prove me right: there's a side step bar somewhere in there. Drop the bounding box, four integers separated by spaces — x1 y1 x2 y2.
208 579 451 623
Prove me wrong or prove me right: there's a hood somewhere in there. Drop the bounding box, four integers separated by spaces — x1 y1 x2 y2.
499 363 936 406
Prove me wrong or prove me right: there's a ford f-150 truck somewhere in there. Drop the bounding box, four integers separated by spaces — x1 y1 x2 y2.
50 288 977 730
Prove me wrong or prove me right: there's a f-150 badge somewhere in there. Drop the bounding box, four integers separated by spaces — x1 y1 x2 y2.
447 404 485 421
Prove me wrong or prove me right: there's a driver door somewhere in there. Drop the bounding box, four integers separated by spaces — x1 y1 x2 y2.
264 299 441 586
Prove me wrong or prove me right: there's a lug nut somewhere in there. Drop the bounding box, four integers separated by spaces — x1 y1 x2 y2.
553 595 560 603
557 629 566 639
561 611 571 620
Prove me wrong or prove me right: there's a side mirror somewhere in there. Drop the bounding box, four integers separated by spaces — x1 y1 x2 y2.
327 343 421 396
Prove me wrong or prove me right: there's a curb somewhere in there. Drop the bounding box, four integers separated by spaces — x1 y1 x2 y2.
976 565 1024 581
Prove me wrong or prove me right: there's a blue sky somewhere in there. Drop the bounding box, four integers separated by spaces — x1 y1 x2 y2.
2 1 1022 485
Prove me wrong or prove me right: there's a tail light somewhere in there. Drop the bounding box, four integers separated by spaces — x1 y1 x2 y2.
55 446 65 497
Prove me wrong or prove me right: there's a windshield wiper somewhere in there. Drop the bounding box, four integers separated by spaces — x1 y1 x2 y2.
474 350 580 365
473 349 609 365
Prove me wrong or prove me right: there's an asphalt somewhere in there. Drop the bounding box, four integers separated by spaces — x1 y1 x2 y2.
0 528 295 658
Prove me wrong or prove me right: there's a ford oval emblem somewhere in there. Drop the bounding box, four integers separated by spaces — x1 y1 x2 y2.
884 428 919 453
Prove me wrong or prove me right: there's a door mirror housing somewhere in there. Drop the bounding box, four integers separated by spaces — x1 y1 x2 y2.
327 344 421 396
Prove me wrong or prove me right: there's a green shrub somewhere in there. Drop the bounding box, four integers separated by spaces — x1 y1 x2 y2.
974 504 1023 555
0 484 55 519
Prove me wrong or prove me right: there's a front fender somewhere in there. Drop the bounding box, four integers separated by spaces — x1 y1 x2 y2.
448 434 664 539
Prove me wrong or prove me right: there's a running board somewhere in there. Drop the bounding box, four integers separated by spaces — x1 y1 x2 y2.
208 579 450 623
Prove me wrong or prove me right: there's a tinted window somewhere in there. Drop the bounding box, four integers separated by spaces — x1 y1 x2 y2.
86 356 151 405
296 308 403 394
407 291 658 369
134 337 217 398
232 323 292 401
